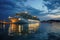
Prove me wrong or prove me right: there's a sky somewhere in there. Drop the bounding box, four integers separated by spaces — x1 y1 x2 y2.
25 0 60 20
0 0 60 20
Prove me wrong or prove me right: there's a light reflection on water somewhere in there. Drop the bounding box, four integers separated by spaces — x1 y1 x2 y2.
50 22 60 33
40 22 60 34
8 23 40 36
0 22 60 40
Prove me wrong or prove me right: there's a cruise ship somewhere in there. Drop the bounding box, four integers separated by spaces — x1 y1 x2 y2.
8 11 40 24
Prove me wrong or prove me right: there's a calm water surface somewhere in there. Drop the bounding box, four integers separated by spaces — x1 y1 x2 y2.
0 22 60 40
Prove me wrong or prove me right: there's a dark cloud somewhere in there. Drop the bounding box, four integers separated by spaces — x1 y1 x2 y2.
0 0 38 14
0 0 25 19
44 0 60 10
0 0 40 20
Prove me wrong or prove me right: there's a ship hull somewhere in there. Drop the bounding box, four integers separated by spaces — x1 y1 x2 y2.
9 18 40 24
15 19 40 24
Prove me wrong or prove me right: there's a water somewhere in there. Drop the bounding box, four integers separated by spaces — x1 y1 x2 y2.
0 22 60 40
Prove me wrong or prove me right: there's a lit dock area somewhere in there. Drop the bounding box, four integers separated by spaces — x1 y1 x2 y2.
0 22 13 24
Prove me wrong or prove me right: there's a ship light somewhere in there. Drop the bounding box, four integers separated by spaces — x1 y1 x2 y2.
18 18 21 20
33 16 37 18
8 16 12 18
25 11 28 14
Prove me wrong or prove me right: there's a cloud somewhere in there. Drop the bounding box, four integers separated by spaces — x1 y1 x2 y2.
39 0 60 20
0 0 60 20
25 0 48 14
49 7 60 14
0 0 41 20
0 0 28 19
43 14 60 19
43 0 60 10
39 14 60 20
0 0 28 14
